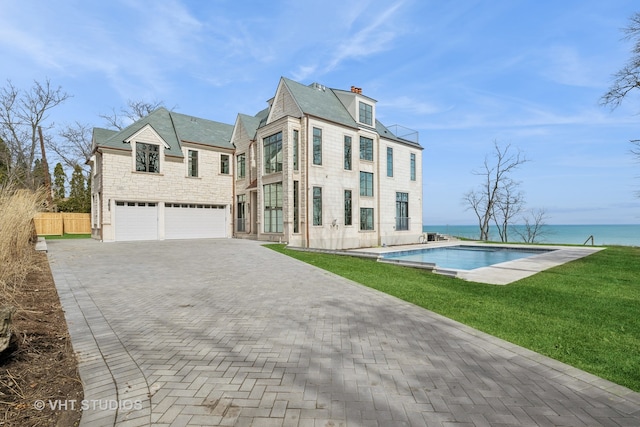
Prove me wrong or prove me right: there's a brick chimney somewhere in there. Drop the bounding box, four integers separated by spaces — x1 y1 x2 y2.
350 86 362 94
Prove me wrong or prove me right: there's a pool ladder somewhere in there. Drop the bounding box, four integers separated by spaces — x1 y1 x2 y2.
583 235 594 246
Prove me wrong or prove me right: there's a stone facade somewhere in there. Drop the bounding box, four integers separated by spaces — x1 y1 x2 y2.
233 78 424 250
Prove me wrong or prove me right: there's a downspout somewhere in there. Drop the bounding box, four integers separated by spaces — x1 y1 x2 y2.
305 115 310 248
232 146 236 238
248 140 254 235
376 135 382 246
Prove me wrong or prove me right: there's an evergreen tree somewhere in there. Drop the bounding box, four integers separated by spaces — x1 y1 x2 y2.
53 162 66 200
32 158 50 188
59 164 89 212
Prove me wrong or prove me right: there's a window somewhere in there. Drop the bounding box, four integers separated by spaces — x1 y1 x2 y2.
396 192 409 230
360 171 373 197
313 187 322 226
237 153 246 179
136 143 159 173
293 181 299 233
221 154 230 174
263 132 283 173
263 182 283 233
359 102 373 126
387 147 393 177
360 136 373 161
344 190 352 226
293 130 299 171
313 127 322 165
410 153 416 181
360 208 374 231
344 136 352 170
187 150 198 177
237 194 246 232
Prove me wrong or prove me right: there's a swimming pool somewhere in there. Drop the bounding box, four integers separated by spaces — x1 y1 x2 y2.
380 245 555 270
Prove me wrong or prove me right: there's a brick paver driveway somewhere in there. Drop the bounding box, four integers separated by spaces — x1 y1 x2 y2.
47 239 640 426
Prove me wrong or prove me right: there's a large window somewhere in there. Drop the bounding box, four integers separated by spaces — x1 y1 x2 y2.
344 190 352 226
263 132 283 173
313 127 322 165
360 136 373 161
360 208 374 231
187 149 198 177
396 192 409 230
344 136 352 170
221 154 230 174
293 130 299 171
237 194 246 232
136 143 159 173
313 187 322 226
360 171 373 197
263 182 283 233
359 102 373 126
410 153 416 181
237 153 246 178
293 181 299 233
387 147 393 177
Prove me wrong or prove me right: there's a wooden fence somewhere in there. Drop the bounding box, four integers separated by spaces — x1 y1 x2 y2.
34 212 91 236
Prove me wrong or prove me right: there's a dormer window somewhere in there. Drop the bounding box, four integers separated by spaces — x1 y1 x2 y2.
136 143 160 173
359 102 373 126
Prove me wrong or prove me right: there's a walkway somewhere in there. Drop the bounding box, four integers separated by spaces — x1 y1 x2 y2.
47 239 640 426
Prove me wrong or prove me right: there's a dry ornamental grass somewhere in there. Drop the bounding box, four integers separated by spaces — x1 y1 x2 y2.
1 185 83 426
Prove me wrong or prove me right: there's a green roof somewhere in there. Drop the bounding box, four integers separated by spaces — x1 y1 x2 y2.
281 78 358 128
276 78 422 149
93 108 234 157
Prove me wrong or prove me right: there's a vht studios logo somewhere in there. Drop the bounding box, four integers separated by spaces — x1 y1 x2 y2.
34 399 143 411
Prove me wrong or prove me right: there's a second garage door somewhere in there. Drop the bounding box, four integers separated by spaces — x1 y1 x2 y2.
165 203 227 239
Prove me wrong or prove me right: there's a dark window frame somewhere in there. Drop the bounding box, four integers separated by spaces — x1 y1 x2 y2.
396 192 409 231
360 171 374 197
220 154 230 174
188 149 198 177
313 186 322 226
136 142 160 173
360 207 374 231
359 136 373 161
263 131 283 174
344 136 352 170
359 102 373 126
344 190 352 226
313 127 322 165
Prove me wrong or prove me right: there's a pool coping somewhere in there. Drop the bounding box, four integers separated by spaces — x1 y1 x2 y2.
348 241 605 285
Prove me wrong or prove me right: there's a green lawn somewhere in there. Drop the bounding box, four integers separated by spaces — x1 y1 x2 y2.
266 244 640 392
43 233 91 240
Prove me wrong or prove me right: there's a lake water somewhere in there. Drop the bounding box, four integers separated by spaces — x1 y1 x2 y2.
424 224 640 246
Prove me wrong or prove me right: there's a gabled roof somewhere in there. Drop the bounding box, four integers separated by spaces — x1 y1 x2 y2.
93 107 234 157
281 78 358 129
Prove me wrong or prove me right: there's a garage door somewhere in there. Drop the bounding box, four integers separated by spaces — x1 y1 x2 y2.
115 201 158 241
165 203 227 239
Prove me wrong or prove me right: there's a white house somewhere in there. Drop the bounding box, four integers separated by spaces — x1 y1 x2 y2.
89 108 235 241
90 78 423 249
232 78 423 249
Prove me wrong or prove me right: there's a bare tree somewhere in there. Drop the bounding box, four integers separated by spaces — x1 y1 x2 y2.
492 178 525 242
463 141 529 241
0 79 70 188
515 208 550 243
100 99 165 130
49 121 93 172
601 11 640 188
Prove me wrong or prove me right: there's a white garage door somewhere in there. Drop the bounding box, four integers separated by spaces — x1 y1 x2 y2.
165 203 227 239
115 201 158 241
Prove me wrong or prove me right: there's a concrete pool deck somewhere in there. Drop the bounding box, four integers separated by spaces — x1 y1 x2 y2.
348 242 604 285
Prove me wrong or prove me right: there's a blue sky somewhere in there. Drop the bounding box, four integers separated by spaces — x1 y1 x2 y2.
1 0 639 224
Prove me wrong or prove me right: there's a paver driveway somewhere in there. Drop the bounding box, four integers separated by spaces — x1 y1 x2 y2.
47 239 640 426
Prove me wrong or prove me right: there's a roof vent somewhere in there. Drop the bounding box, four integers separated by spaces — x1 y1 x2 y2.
311 82 326 91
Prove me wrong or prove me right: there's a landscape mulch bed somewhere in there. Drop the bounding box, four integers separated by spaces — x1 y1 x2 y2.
1 251 83 426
